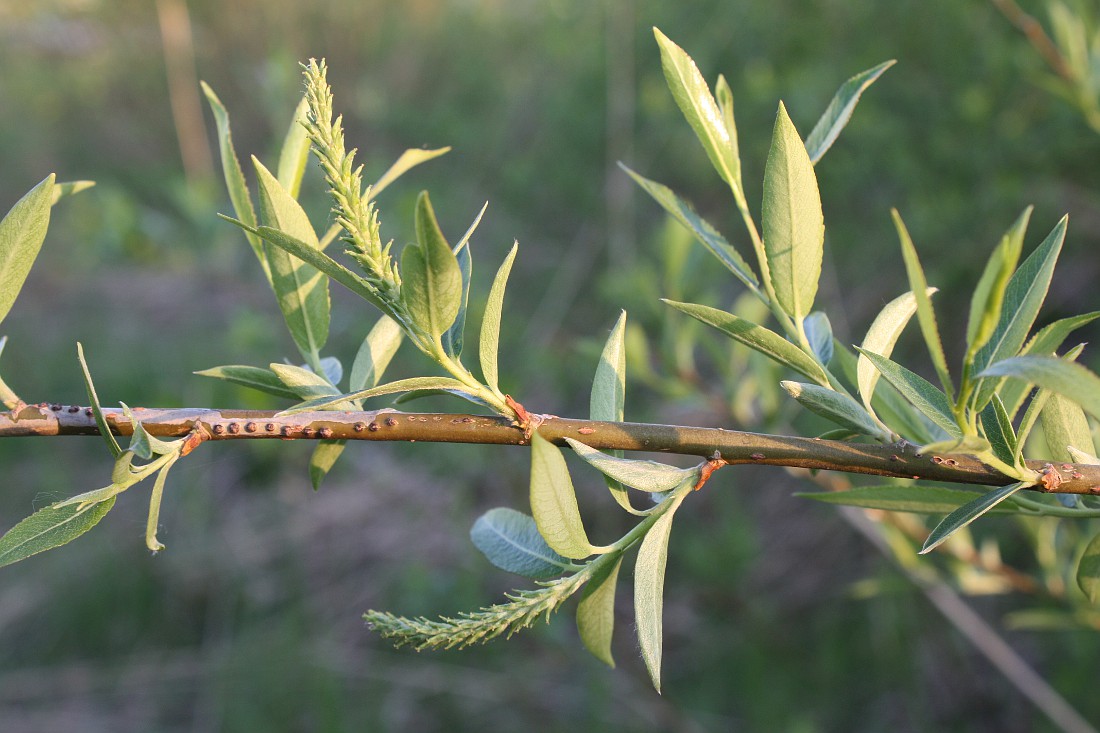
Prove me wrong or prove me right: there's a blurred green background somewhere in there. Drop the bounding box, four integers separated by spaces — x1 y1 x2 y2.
2 0 1100 730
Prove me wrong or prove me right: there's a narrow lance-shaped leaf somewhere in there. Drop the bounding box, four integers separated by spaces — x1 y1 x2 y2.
120 402 179 460
921 482 1029 554
892 210 954 401
201 82 265 271
577 552 624 668
635 493 685 693
780 381 887 439
479 243 517 395
470 507 573 579
145 457 178 552
193 365 300 401
713 74 741 191
855 348 961 438
620 165 759 294
404 192 462 340
441 203 486 359
254 158 330 359
803 311 833 366
857 289 929 415
277 95 311 199
372 147 452 198
566 438 695 494
998 311 1100 417
664 300 830 386
804 60 895 164
762 103 824 323
529 432 596 560
269 362 341 401
277 376 474 415
350 315 404 392
309 440 346 491
0 174 54 327
799 485 1021 515
980 355 1100 423
51 180 95 205
77 342 122 458
979 395 1018 467
0 496 116 568
965 208 1029 359
653 28 741 192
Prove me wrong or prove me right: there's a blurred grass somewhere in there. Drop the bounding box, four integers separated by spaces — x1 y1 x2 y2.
2 0 1100 730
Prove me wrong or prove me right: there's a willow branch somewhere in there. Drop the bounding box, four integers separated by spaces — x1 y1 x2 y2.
4 402 1100 495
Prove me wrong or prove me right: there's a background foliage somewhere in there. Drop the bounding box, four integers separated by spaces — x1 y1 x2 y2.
2 0 1100 730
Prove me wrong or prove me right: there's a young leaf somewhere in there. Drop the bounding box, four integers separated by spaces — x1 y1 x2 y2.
762 102 824 323
469 507 573 579
803 311 834 365
371 147 452 198
980 395 1018 467
965 208 1029 359
856 289 929 415
441 203 485 359
0 174 54 327
565 438 695 493
193 365 300 401
635 493 684 693
145 457 178 553
254 158 330 359
277 375 473 414
996 311 1100 416
200 82 265 270
309 440 346 491
972 216 1068 409
276 95 311 199
405 192 462 340
479 243 518 395
76 342 122 458
855 348 961 438
798 485 1020 514
393 388 495 410
120 403 178 461
804 60 895 164
664 300 830 385
653 28 741 192
892 210 954 400
530 432 596 560
577 552 624 667
619 165 759 293
980 355 1100 422
269 363 341 401
1077 532 1100 604
780 381 887 439
0 496 116 568
319 356 343 386
350 315 404 392
714 73 741 189
921 482 1029 554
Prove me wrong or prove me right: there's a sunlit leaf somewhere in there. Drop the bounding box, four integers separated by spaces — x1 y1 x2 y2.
921 482 1029 554
565 438 695 494
762 102 824 322
965 208 1029 359
350 316 404 392
0 174 54 327
0 496 116 568
479 243 517 395
403 192 462 339
278 375 472 414
441 203 485 358
50 180 95 204
780 381 886 438
577 552 623 667
309 439 346 491
855 348 961 438
269 362 341 401
193 364 300 400
371 147 451 198
856 289 930 416
276 95 311 199
798 485 1020 514
998 311 1100 416
980 354 1100 422
804 60 895 164
635 493 684 693
469 507 572 579
1041 391 1093 465
530 432 595 560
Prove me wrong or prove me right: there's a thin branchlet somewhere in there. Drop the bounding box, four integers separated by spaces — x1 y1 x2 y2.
364 571 589 650
302 59 403 303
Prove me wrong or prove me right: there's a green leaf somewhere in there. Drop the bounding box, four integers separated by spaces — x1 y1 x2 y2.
277 376 472 414
404 191 462 340
980 395 1018 467
980 353 1100 423
997 311 1100 416
965 208 1029 359
441 203 485 359
268 363 341 401
193 364 300 401
714 73 741 188
120 403 178 461
892 210 954 400
664 300 830 386
855 348 961 438
565 438 695 493
835 343 940 444
619 165 759 293
653 28 741 192
577 552 624 667
635 494 683 693
254 158 330 359
393 388 495 410
798 485 1019 514
529 432 595 560
0 174 54 327
349 316 404 392
201 82 265 270
762 102 824 322
277 95 311 199
1077 532 1100 604
479 243 517 395
51 180 95 204
145 457 174 552
857 289 929 416
309 439 346 491
803 311 833 366
804 60 895 164
921 482 1029 554
1041 391 1094 465
371 147 452 198
972 216 1068 409
76 342 122 458
0 496 116 568
780 381 887 438
469 507 573 579
318 356 342 386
